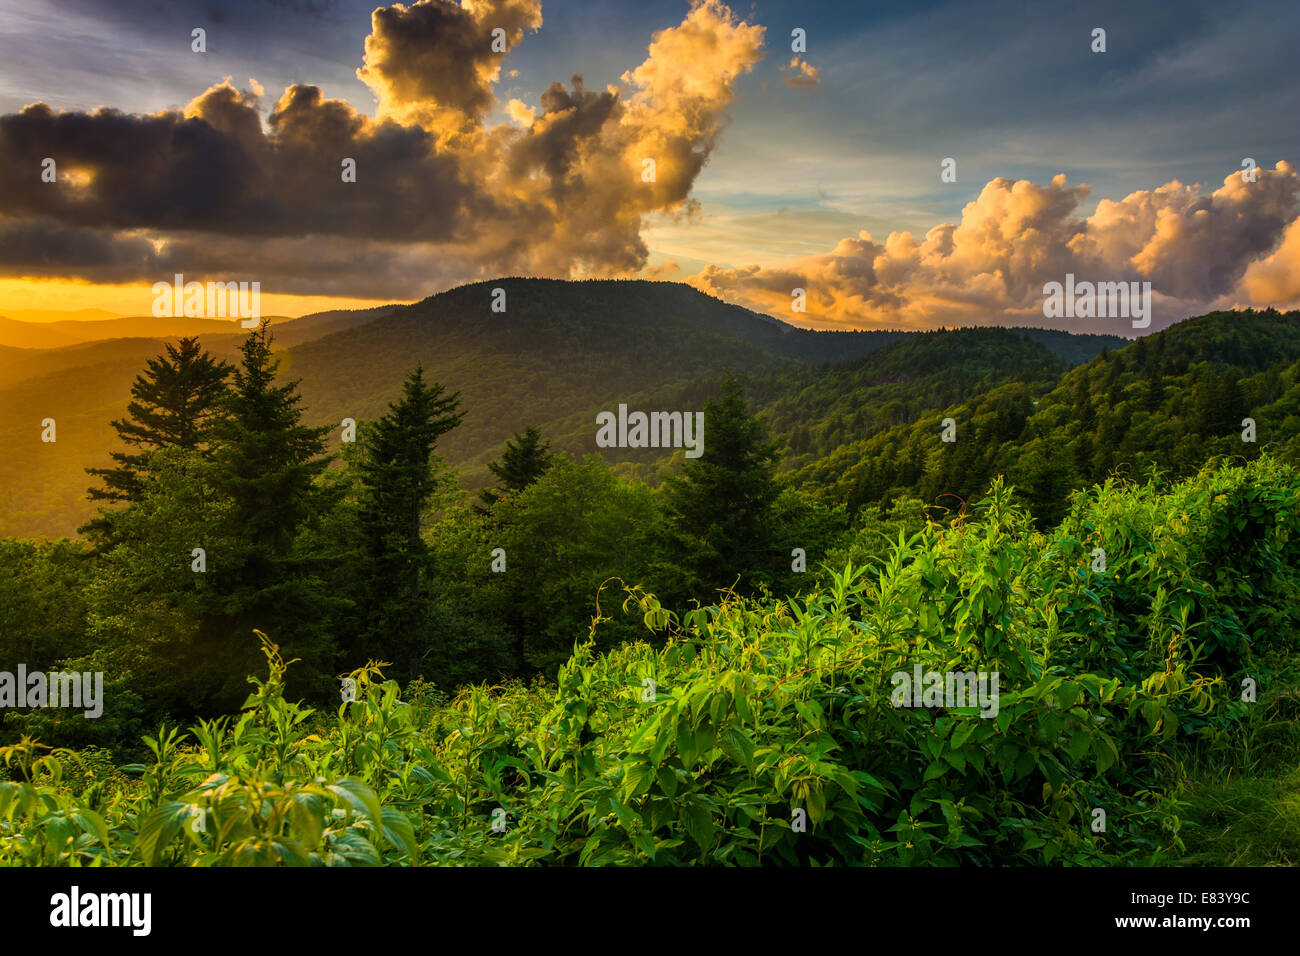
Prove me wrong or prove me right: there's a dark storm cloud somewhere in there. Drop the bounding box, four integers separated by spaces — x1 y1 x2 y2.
0 217 476 298
0 82 468 240
504 76 619 189
0 218 159 278
0 0 766 294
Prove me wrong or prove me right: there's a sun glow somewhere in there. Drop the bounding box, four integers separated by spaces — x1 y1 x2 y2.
0 277 404 321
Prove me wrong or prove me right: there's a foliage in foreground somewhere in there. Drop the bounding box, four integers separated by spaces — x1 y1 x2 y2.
2 457 1297 866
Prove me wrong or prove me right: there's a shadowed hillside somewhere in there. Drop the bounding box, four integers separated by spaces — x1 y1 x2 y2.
0 280 1123 538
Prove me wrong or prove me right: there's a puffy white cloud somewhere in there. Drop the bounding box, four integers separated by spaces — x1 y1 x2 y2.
691 163 1300 330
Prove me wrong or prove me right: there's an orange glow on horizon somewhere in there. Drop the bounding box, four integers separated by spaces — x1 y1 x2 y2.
0 277 407 321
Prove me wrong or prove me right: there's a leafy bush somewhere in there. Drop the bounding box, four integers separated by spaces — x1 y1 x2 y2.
3 458 1298 866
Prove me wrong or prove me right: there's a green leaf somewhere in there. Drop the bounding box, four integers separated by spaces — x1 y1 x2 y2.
719 726 755 773
635 828 657 862
806 785 826 824
693 721 717 759
1055 681 1081 710
1066 730 1091 762
135 803 187 866
950 720 977 749
328 778 381 826
287 791 326 848
656 765 678 797
996 707 1014 734
731 674 753 724
682 801 715 852
1141 700 1160 733
380 806 417 860
621 762 655 801
1093 735 1118 774
72 809 110 848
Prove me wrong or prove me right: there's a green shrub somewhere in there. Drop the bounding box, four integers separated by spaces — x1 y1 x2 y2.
3 458 1298 866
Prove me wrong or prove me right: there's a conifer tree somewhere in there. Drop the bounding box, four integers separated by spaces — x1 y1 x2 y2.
662 378 780 594
202 321 335 700
81 337 230 544
355 366 463 673
474 426 553 514
211 322 332 576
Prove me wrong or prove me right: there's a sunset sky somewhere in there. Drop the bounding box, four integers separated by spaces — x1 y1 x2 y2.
1 0 1297 330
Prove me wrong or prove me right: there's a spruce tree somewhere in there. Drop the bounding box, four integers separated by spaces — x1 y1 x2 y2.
474 426 553 515
662 378 780 595
212 322 332 573
203 321 334 698
355 366 463 674
82 337 231 544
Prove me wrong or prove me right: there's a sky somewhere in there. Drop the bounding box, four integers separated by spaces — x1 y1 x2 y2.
0 0 1297 331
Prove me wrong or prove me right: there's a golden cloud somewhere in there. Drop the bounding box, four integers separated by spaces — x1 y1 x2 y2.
690 163 1300 330
0 0 764 294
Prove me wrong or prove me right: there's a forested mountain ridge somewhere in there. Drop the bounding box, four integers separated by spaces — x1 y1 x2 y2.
0 278 1124 538
0 314 293 350
286 279 1123 489
754 326 1073 462
283 279 906 470
785 307 1300 525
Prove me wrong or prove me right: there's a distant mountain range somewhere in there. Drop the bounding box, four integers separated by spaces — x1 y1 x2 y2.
0 308 122 324
1 278 1137 538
